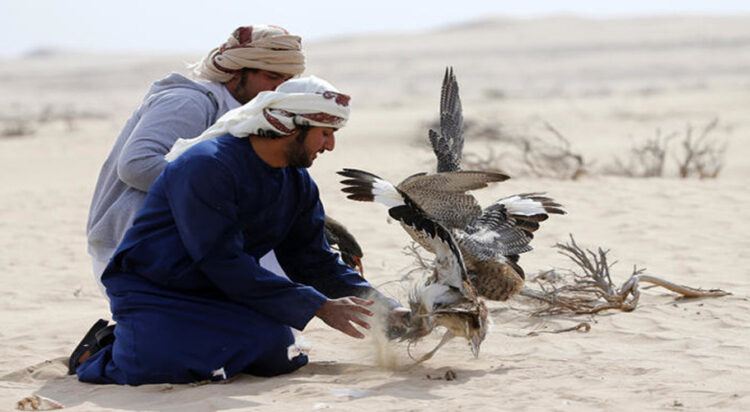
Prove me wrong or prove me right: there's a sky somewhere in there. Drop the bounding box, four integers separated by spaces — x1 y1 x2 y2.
1 0 749 58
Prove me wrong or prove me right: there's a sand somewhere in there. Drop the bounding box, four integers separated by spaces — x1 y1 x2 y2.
1 16 749 411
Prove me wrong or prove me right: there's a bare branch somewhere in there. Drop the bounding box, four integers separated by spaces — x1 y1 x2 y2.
522 234 731 316
604 129 676 177
673 118 727 179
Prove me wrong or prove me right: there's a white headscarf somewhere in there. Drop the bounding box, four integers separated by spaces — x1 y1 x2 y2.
192 25 305 82
165 76 350 162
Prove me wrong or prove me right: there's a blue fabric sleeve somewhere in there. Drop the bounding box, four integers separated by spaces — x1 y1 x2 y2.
117 91 214 192
275 181 399 309
162 157 328 330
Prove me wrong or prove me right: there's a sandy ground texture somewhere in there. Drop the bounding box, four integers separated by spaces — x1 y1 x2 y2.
1 15 750 411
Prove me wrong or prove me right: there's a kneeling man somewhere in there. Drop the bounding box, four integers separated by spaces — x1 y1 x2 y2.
72 76 401 384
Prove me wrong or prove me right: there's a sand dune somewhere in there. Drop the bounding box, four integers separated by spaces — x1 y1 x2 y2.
1 16 749 411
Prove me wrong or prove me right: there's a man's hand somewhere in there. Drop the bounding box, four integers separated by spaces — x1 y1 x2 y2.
315 297 374 339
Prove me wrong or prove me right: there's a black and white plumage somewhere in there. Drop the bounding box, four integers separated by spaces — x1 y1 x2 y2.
340 67 565 302
337 168 487 361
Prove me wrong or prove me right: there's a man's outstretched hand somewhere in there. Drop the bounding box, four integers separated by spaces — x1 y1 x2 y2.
316 297 374 339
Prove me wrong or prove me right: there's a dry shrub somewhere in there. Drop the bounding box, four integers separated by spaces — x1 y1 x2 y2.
514 122 587 180
1 120 35 138
604 129 676 177
605 118 727 179
0 104 110 138
674 118 727 179
463 121 588 180
39 104 109 132
520 235 731 316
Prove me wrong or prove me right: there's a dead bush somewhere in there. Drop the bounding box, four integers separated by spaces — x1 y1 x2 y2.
604 118 727 179
514 122 588 180
674 118 727 179
1 119 35 138
604 129 676 177
520 234 731 316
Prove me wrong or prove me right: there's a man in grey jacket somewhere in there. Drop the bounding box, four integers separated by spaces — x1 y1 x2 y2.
86 25 305 296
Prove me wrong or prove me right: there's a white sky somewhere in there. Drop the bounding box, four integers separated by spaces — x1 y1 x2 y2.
1 0 749 57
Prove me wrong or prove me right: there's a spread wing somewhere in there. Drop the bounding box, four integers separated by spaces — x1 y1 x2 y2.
457 193 567 260
428 67 464 173
337 168 468 292
396 170 509 230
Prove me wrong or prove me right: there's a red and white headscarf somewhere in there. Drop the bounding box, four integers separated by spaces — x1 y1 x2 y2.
165 76 351 162
192 25 305 82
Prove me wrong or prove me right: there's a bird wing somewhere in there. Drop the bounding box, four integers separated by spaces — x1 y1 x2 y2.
428 67 464 173
338 168 404 208
483 192 566 233
397 170 509 230
388 202 467 292
338 168 468 292
457 193 566 259
455 220 533 260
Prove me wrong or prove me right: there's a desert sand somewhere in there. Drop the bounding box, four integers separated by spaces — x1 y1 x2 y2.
1 16 749 411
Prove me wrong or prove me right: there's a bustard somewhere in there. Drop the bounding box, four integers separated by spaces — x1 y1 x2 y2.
338 169 487 361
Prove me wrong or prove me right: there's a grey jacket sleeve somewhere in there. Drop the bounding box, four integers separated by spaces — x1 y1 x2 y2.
117 91 215 192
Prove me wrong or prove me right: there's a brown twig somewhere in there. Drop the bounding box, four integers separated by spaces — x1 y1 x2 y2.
526 322 591 336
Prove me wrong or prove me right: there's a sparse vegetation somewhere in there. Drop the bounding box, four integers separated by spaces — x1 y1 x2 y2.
1 119 35 138
400 234 730 319
674 118 727 179
515 122 588 180
603 129 676 177
419 118 588 179
604 118 727 179
519 234 731 316
0 104 109 138
419 116 727 180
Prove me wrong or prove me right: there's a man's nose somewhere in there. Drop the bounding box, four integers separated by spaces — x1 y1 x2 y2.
324 135 336 151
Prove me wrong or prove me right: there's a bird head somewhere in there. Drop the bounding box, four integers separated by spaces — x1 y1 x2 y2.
468 300 489 358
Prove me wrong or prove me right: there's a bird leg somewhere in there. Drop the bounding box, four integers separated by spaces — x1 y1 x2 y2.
413 330 455 364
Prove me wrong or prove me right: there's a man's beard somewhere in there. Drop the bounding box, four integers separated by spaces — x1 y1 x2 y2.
232 70 250 104
285 128 313 168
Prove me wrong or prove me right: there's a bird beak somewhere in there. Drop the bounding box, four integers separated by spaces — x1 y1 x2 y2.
470 336 482 358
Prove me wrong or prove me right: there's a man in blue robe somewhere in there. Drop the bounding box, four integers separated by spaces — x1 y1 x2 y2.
71 76 404 385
